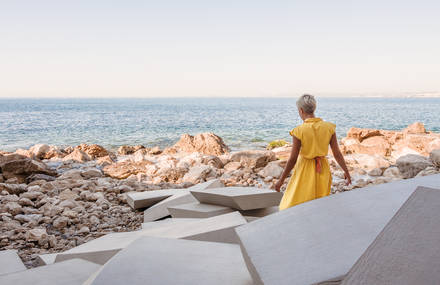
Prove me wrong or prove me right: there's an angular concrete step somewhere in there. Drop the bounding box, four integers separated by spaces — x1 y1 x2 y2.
126 189 182 210
342 186 440 285
56 212 246 265
241 206 279 217
168 202 234 218
129 179 224 210
89 236 253 285
35 253 57 266
190 187 282 210
234 174 440 285
0 259 100 285
143 192 198 222
141 218 201 230
0 250 26 275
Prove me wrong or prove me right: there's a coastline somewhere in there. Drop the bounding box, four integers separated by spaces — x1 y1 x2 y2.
0 122 439 268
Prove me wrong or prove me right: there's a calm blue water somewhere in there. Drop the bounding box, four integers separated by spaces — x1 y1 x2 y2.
0 97 439 152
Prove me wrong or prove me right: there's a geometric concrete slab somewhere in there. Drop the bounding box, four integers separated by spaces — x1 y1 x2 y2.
56 212 246 265
0 250 26 275
0 259 100 285
342 186 440 285
55 231 145 265
141 211 247 244
187 178 225 191
241 206 279 217
168 202 234 218
35 253 57 266
235 174 440 285
143 192 198 222
141 218 201 230
142 179 224 221
89 236 253 285
190 187 283 210
126 189 183 210
129 179 224 210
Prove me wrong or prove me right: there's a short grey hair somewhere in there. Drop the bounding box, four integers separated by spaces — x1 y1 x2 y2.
296 94 316 114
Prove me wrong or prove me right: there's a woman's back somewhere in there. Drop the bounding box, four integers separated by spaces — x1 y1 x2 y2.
290 117 335 159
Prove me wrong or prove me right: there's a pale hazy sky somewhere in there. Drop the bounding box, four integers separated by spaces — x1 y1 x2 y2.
1 0 439 98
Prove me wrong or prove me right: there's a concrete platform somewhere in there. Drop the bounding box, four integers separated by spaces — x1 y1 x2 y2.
241 206 279 217
168 202 234 218
0 250 26 275
35 253 57 266
126 189 183 209
55 231 145 265
130 179 224 210
234 174 440 285
0 259 100 285
89 236 253 285
141 211 247 244
190 187 283 210
141 218 201 230
56 212 246 264
143 192 198 222
342 186 440 285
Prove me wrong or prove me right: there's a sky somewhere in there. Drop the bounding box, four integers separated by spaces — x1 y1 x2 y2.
0 0 439 98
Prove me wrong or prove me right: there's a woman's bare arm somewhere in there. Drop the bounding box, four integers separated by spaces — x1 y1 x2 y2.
329 133 351 185
275 136 301 192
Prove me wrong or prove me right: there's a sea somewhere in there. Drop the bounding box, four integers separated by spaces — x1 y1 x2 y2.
0 97 439 152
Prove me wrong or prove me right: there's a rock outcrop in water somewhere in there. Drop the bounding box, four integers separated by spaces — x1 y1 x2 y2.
0 126 439 269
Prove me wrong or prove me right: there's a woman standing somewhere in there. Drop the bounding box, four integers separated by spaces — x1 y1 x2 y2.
275 94 351 210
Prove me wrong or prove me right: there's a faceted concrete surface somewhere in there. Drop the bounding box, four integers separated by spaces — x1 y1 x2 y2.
342 186 440 285
140 211 247 244
35 253 57 266
126 189 182 209
143 192 198 222
235 174 440 285
130 179 224 210
0 259 100 285
142 218 201 230
90 236 253 285
241 206 279 217
190 187 283 210
55 231 145 265
0 250 26 275
56 212 246 264
168 202 234 218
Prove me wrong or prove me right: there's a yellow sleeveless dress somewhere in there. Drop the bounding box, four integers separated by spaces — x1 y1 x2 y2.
279 117 336 210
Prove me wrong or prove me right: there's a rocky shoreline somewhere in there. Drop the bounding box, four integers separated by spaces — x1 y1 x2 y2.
1 122 439 268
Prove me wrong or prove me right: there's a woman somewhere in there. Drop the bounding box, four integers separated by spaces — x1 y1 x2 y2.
275 94 351 210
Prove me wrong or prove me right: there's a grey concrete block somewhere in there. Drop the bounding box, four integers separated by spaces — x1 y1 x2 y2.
190 187 282 210
168 202 234 218
55 231 145 265
35 253 57 266
142 218 201 230
342 186 440 285
0 250 26 275
241 206 279 217
90 236 253 285
140 211 247 244
143 192 198 222
56 212 246 265
187 179 224 191
126 189 183 209
0 259 100 285
235 174 440 285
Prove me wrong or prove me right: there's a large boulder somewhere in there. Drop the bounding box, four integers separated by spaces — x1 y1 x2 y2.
342 136 390 156
403 122 426 134
102 161 153 179
396 154 433 178
230 150 277 169
430 149 440 168
0 158 57 183
62 148 91 163
29 144 50 159
346 127 382 142
182 165 215 184
118 145 145 155
77 144 109 159
350 154 391 171
168 133 229 156
258 161 284 178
